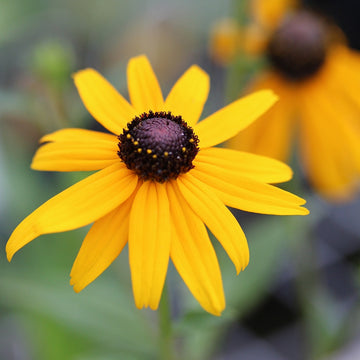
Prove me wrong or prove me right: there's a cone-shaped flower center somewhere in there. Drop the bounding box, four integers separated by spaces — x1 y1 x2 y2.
118 111 199 182
267 11 328 80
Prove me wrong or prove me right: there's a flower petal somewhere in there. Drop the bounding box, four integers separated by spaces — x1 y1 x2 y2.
190 166 308 215
334 52 360 112
73 69 136 134
31 140 119 172
177 174 249 274
167 181 225 315
195 147 293 184
127 55 164 113
298 82 360 200
6 163 138 261
129 181 171 310
164 65 210 127
70 193 135 292
194 90 278 148
40 128 117 144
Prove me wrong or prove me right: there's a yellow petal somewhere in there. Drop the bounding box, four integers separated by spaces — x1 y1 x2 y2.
177 174 249 274
7 163 138 261
40 128 117 144
190 166 308 215
70 193 135 292
164 65 210 127
299 95 342 197
194 90 278 148
167 181 225 315
129 181 171 310
31 140 119 172
298 82 360 200
73 69 136 134
195 147 293 184
127 55 164 113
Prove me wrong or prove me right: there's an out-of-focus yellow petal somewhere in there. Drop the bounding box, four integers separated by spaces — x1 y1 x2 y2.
194 90 278 148
6 163 138 261
164 65 210 127
190 166 308 215
177 174 249 274
195 147 293 184
129 181 170 310
31 140 119 172
299 81 360 200
331 47 360 115
167 181 225 316
73 69 136 134
70 192 135 292
127 55 164 113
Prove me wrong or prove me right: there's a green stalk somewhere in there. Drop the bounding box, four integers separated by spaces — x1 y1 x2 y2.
159 283 174 360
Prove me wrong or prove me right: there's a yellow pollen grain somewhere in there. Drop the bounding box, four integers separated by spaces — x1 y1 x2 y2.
147 149 152 154
133 141 139 146
137 148 142 153
182 147 186 152
164 151 169 157
152 154 157 159
126 134 131 139
189 138 194 143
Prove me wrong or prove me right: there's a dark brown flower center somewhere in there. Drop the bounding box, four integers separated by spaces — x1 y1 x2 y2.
118 111 199 182
267 11 328 81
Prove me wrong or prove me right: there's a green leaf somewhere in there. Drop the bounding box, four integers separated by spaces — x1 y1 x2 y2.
0 273 157 359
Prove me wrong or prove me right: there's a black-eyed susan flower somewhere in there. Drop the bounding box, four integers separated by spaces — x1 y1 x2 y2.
208 0 297 63
228 8 360 201
7 55 308 315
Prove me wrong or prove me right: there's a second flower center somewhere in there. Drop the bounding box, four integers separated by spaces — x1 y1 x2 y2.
267 11 328 81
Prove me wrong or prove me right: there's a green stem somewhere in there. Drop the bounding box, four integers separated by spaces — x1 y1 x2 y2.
159 283 174 360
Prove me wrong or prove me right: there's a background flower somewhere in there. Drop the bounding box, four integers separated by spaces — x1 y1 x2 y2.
227 3 360 201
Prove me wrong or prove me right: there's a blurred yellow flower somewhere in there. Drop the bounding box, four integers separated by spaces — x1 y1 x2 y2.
251 0 297 31
244 0 298 55
7 55 308 315
209 0 297 62
229 10 360 200
209 18 242 65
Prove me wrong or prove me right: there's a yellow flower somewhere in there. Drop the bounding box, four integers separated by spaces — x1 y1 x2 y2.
228 11 360 201
251 0 297 31
208 18 242 65
208 0 297 63
244 0 298 55
7 55 308 315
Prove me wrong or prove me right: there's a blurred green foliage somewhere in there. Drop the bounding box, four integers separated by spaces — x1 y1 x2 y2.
1 0 360 359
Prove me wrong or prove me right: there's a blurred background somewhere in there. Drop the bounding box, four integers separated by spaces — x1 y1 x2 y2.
1 0 360 359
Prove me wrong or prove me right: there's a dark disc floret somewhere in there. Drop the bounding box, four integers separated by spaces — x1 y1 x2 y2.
267 11 329 81
118 111 199 182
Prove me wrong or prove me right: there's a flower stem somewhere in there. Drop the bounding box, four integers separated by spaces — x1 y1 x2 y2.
159 283 174 360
